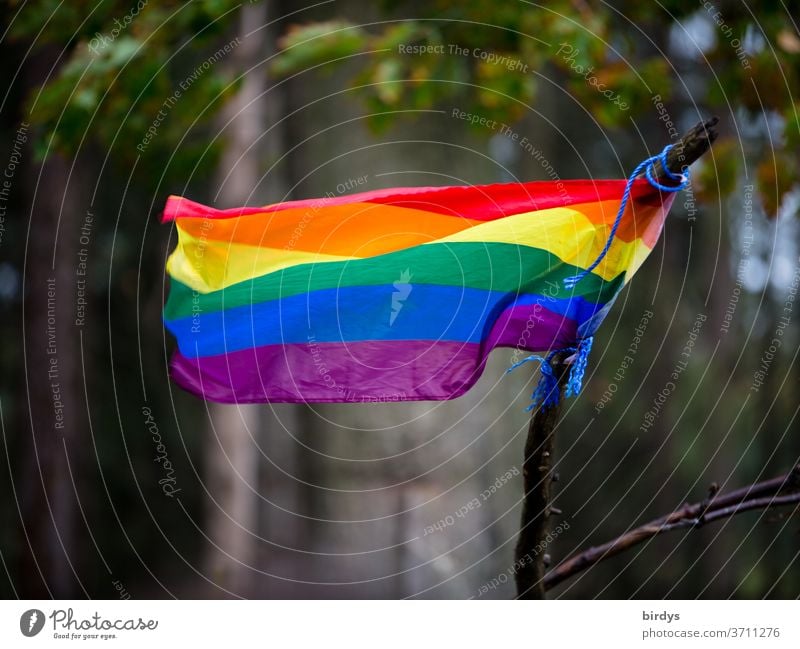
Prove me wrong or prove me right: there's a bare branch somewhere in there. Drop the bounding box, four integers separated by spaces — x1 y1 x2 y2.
514 353 570 599
543 465 800 591
657 116 719 177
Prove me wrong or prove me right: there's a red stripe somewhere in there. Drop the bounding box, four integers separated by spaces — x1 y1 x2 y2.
161 178 671 223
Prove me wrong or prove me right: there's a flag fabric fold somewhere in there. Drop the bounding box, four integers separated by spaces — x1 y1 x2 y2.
162 176 678 404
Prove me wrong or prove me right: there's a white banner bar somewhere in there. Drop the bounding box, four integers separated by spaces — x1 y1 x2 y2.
1 600 797 647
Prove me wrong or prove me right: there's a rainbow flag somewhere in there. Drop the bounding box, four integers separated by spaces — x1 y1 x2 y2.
162 178 677 404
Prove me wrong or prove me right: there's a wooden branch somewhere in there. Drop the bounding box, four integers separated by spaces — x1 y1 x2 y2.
543 465 800 591
514 353 570 599
514 118 718 599
651 116 719 181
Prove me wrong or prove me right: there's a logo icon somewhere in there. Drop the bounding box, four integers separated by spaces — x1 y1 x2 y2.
390 268 413 325
20 609 45 637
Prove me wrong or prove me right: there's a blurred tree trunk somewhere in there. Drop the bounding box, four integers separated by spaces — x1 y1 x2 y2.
11 37 90 598
18 152 86 597
202 2 268 596
202 2 314 597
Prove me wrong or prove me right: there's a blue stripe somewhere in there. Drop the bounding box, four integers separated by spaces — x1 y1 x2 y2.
165 284 606 359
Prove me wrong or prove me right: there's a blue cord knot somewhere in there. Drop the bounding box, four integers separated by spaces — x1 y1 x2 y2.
506 336 594 411
506 352 561 411
565 336 593 398
563 144 691 290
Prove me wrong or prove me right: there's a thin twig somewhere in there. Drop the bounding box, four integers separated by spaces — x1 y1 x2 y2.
543 466 800 591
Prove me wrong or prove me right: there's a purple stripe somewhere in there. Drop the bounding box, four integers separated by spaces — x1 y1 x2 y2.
485 302 577 351
169 305 578 403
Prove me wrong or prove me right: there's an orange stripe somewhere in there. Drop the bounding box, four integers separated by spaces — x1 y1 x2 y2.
175 198 661 257
176 202 482 258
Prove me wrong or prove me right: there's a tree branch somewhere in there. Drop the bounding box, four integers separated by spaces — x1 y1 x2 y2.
543 465 800 591
514 353 570 599
514 118 719 599
653 116 719 180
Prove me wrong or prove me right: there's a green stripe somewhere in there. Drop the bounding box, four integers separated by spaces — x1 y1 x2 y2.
164 241 624 320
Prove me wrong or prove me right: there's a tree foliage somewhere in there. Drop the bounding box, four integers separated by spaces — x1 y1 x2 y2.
272 1 800 216
9 0 243 173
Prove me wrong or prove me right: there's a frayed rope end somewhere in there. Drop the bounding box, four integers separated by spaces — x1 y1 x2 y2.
506 337 594 411
565 336 593 398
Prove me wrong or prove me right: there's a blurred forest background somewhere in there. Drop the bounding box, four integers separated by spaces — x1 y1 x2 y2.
1 0 799 599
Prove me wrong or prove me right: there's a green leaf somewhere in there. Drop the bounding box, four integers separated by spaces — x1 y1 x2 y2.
272 21 368 77
373 59 405 105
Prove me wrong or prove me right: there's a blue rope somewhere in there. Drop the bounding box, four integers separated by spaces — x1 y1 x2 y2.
507 337 594 411
565 336 593 398
563 144 691 289
507 145 692 410
506 351 563 411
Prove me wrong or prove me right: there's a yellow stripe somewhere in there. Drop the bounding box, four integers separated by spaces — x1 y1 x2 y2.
167 203 665 293
428 205 658 282
166 232 357 293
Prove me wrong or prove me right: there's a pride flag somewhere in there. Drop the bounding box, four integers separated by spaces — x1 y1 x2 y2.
162 177 677 404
